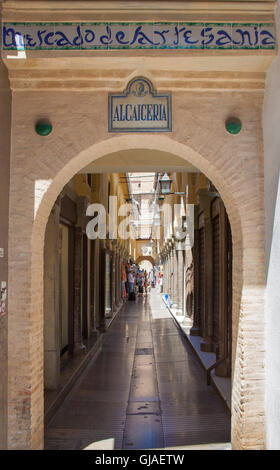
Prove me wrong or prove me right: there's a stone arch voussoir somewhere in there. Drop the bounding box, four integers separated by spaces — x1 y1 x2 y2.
136 256 155 266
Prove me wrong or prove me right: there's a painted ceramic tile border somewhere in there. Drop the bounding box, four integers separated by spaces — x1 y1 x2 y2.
2 22 276 51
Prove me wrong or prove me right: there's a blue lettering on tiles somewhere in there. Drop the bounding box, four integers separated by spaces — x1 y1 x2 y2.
153 28 170 46
215 30 233 47
25 33 37 49
174 26 186 46
3 27 24 48
183 30 199 45
55 31 73 47
44 32 55 46
100 25 113 45
115 30 130 45
2 23 276 50
233 28 255 47
37 30 47 47
130 26 155 46
201 27 215 46
112 104 168 122
260 29 276 46
73 26 84 46
84 29 95 44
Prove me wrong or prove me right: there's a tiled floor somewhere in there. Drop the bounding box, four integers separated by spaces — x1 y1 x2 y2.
44 290 231 450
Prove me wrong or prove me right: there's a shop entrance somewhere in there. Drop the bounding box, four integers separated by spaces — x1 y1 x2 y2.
7 122 265 450
2 0 273 450
42 145 235 449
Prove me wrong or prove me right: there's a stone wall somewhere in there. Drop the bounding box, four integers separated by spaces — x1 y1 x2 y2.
263 0 280 451
1 0 275 450
0 57 11 451
6 86 265 448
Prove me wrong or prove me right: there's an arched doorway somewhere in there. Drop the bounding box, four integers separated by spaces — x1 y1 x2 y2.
136 256 155 268
7 133 265 450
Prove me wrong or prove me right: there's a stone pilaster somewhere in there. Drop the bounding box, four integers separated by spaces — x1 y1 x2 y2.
190 205 200 336
172 245 178 307
115 251 120 307
111 249 116 313
176 245 184 313
168 250 172 297
75 196 90 346
44 202 60 390
198 189 215 353
89 239 98 334
162 251 168 293
74 226 83 348
93 239 100 331
98 244 106 333
216 201 231 377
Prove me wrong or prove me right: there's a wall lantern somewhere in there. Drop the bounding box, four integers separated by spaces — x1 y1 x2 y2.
159 173 173 195
225 117 242 135
35 119 52 136
206 178 220 197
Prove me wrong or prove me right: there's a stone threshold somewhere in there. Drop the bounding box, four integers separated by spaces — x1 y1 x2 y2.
84 439 231 451
161 442 231 450
44 301 125 427
161 295 231 413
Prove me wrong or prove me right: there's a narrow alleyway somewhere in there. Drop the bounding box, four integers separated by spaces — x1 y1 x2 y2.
45 290 230 450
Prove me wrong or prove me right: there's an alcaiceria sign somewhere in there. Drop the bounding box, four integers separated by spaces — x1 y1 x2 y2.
108 77 172 133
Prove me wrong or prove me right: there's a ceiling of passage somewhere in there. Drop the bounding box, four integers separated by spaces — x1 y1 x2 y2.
79 149 199 173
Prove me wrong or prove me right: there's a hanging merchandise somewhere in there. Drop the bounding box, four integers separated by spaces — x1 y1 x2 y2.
121 261 127 299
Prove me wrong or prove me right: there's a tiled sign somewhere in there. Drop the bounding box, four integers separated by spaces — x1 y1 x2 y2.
2 22 276 50
108 77 172 132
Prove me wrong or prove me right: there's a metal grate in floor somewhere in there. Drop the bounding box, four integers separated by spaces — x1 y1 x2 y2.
135 348 154 355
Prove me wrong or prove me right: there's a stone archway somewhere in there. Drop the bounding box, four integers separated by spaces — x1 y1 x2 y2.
7 132 265 450
136 256 155 266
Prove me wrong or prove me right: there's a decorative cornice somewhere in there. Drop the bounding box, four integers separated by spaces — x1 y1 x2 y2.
1 2 276 23
5 68 267 92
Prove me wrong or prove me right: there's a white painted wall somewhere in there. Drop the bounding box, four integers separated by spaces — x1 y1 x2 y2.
263 0 280 450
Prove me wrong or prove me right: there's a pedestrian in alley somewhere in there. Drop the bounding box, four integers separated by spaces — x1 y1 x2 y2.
135 272 139 294
144 270 149 294
128 269 136 301
159 272 163 293
138 270 144 294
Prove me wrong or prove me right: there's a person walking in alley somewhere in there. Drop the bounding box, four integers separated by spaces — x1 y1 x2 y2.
144 270 149 294
128 269 136 301
138 270 144 294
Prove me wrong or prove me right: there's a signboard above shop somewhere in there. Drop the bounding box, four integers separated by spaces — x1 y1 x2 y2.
2 22 276 51
108 77 172 133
